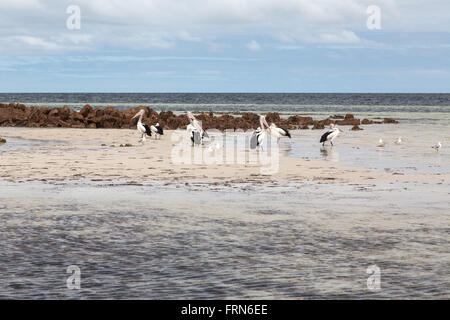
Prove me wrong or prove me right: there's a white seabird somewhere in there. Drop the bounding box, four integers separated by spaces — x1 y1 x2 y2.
268 123 291 142
250 115 270 150
319 123 342 146
150 122 164 139
377 138 386 147
132 109 152 143
431 141 442 152
187 112 208 145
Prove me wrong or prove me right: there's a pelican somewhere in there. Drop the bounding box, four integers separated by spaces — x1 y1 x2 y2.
319 123 342 146
268 123 291 142
150 123 164 139
250 115 269 150
377 138 386 147
431 142 442 152
187 112 208 145
186 123 197 146
394 137 402 145
132 109 151 142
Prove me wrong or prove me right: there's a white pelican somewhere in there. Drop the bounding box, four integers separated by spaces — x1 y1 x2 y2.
132 109 152 142
319 123 342 146
394 137 402 144
250 115 269 150
268 123 291 142
377 138 386 147
150 123 164 139
431 142 442 152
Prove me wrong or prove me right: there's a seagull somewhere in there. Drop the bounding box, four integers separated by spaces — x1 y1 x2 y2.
150 122 164 139
207 142 221 153
394 137 402 144
268 123 291 142
431 142 442 152
250 115 270 150
132 109 151 143
319 123 342 146
377 138 386 147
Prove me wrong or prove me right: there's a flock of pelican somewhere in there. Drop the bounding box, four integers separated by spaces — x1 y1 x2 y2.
132 109 442 152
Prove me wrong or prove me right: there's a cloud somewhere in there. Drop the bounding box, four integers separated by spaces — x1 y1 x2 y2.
5 36 63 51
317 30 361 44
246 40 261 51
0 0 449 54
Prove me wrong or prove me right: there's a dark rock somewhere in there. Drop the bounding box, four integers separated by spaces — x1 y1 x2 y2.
335 118 360 126
80 104 93 117
383 118 399 124
351 125 363 130
330 115 344 119
312 122 325 130
0 103 398 130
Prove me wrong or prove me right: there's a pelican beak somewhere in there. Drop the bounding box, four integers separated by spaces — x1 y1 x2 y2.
262 117 269 129
132 111 142 119
132 113 139 119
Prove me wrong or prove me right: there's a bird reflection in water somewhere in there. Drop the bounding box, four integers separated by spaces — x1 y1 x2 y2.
320 146 340 162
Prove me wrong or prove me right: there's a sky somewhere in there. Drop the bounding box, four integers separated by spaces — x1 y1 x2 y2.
0 0 449 93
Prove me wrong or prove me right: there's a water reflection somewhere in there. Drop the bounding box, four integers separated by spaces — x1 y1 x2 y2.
320 146 340 162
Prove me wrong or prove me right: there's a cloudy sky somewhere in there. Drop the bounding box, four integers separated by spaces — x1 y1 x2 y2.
1 0 449 92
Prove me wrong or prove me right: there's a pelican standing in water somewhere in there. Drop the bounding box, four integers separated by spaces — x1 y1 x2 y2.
319 123 342 146
250 115 269 150
268 123 291 142
394 137 402 145
431 142 442 152
132 109 152 143
150 123 164 139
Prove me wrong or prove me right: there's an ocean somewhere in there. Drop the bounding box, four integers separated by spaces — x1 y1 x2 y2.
1 93 450 113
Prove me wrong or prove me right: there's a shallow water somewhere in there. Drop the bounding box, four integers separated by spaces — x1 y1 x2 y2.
283 123 450 174
0 179 449 299
202 122 450 174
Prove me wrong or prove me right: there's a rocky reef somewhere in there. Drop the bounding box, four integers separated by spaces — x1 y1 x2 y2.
0 103 398 130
